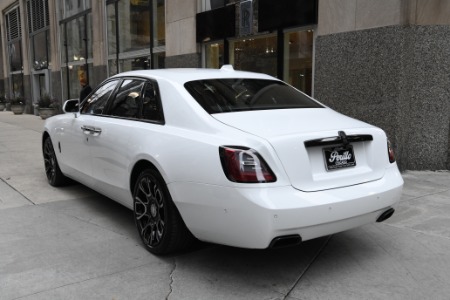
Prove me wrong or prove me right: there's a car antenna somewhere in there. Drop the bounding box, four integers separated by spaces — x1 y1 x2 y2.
220 65 234 71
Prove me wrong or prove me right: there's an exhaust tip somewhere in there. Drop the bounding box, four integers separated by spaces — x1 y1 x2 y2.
269 235 302 248
377 208 395 223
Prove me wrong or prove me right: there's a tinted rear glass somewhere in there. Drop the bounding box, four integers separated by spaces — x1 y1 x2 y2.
184 79 323 114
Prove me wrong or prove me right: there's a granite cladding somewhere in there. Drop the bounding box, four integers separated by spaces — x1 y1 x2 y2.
165 53 201 68
315 25 450 171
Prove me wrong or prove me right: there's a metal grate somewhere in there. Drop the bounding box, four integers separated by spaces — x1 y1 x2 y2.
6 7 21 41
27 0 50 34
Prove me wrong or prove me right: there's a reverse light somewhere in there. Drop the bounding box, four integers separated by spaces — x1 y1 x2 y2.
387 139 396 163
219 146 276 183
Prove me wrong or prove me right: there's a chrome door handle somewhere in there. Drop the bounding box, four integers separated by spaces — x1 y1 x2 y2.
81 125 102 136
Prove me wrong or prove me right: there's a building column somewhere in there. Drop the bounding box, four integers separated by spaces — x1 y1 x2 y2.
165 0 200 68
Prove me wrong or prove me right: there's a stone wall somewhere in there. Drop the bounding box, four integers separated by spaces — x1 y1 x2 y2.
314 25 450 170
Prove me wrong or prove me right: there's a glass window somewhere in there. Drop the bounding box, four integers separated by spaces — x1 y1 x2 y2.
107 4 117 56
153 52 165 69
118 0 150 52
206 42 224 68
107 0 166 75
285 30 313 96
81 80 119 115
32 31 49 70
110 79 145 118
65 18 83 62
184 79 323 114
9 41 22 72
62 64 93 99
11 74 24 98
154 0 165 47
60 8 93 100
142 82 163 122
230 35 277 77
62 0 91 18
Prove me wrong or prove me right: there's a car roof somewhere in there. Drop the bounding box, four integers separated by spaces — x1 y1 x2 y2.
111 66 276 85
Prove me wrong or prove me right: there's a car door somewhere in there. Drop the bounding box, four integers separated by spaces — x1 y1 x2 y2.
59 79 120 186
90 78 161 206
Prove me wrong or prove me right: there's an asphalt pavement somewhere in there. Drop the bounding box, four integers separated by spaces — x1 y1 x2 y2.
1 111 450 300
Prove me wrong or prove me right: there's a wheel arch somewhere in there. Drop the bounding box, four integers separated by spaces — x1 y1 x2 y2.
129 159 162 195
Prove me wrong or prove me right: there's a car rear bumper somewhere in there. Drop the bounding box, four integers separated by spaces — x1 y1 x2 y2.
169 165 403 249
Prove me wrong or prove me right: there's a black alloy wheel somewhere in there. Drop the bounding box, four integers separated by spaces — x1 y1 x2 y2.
133 169 194 254
43 137 67 186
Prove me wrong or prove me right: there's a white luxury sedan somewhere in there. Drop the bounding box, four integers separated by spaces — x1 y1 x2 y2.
42 66 403 254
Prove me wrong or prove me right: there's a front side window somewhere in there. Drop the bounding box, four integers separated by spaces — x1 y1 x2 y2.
184 79 323 114
82 80 119 115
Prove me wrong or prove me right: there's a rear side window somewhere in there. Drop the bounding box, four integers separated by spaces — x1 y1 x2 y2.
184 79 323 114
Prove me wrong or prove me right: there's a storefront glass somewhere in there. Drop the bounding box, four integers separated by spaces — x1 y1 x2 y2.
107 0 165 76
32 31 49 70
117 0 150 52
205 42 224 68
9 41 22 72
60 7 93 99
62 64 93 100
65 15 93 63
11 74 24 98
62 0 91 18
230 35 277 78
285 30 314 95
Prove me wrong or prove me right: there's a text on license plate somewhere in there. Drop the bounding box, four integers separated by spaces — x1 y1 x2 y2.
323 145 356 171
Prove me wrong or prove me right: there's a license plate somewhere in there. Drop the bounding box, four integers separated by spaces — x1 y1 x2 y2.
323 145 356 171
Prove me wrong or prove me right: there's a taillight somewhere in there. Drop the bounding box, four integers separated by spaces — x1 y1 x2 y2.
387 139 395 163
219 146 276 183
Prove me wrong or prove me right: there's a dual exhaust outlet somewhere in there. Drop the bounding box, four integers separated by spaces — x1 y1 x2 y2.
269 208 395 249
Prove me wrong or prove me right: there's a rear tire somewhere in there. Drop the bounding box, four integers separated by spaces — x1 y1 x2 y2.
42 137 68 186
133 168 194 254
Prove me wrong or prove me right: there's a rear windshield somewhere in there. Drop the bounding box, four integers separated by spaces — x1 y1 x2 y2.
184 79 323 114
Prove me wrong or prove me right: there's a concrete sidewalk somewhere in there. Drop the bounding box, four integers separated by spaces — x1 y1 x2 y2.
1 111 450 300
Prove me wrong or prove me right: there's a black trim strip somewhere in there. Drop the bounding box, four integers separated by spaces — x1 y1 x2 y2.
304 134 373 148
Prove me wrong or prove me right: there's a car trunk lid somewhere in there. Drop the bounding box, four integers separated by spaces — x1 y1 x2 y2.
213 108 388 192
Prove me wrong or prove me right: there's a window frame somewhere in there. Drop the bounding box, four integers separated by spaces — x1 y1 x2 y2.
81 76 165 125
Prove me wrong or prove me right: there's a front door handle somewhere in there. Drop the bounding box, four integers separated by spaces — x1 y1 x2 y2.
81 125 102 136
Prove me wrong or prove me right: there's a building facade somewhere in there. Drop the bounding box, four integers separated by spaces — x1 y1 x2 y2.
0 0 449 171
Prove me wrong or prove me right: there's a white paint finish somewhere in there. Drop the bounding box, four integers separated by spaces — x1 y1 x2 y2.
44 68 403 249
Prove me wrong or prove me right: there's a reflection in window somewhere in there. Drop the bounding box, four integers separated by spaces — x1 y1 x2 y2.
107 0 165 75
285 30 313 96
62 0 91 19
206 42 224 69
110 79 145 118
118 0 150 52
6 6 24 97
82 80 119 115
230 35 277 78
62 64 93 100
27 0 50 70
142 82 163 122
9 41 22 72
60 7 93 99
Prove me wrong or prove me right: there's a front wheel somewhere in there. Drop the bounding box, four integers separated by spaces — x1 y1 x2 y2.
133 168 194 254
42 137 68 186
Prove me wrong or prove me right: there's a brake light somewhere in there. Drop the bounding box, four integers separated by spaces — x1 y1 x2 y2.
219 146 276 183
387 139 395 163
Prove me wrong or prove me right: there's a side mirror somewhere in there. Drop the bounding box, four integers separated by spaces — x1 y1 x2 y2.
63 99 80 116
